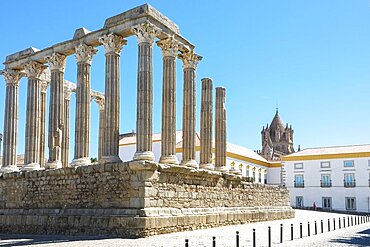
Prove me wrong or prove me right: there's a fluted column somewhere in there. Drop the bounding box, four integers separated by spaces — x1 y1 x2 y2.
46 53 66 169
179 51 202 168
72 44 97 166
99 33 126 163
215 87 228 172
0 69 22 172
23 61 47 171
62 84 72 167
132 21 161 161
157 36 179 164
39 77 48 168
96 98 105 161
199 78 214 170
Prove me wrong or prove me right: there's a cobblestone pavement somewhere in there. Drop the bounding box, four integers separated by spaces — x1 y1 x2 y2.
0 210 369 247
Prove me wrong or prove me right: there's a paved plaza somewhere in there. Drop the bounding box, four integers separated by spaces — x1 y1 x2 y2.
0 210 368 246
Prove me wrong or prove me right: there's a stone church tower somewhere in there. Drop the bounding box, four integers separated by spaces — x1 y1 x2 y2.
260 109 294 160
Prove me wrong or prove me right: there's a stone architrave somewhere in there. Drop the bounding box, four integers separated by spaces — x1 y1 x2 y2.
199 78 214 170
72 43 97 166
39 74 49 168
132 21 161 161
215 87 228 172
157 36 180 164
23 61 47 171
98 33 126 163
62 84 72 167
178 51 202 168
46 53 66 169
0 69 23 172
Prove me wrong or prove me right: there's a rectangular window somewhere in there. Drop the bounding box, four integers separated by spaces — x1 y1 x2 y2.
320 161 330 168
368 160 370 167
296 196 304 208
294 163 303 169
322 197 332 210
344 160 354 167
294 175 304 188
344 173 356 187
345 197 356 210
321 174 332 187
258 172 262 183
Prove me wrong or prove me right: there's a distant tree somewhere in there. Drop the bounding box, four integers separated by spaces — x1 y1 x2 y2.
90 157 98 164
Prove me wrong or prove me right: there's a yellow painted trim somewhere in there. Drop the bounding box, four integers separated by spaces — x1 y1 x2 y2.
282 152 370 162
269 162 282 168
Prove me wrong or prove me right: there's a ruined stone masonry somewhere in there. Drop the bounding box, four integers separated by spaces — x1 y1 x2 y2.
0 4 294 237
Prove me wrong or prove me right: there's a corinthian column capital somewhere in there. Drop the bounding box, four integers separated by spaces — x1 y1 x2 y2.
75 43 98 65
46 53 66 72
24 60 47 79
132 21 161 44
1 69 23 86
99 33 127 55
157 36 180 58
64 84 73 100
179 51 203 70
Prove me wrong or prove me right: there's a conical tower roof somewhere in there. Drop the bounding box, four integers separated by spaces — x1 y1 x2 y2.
270 108 285 132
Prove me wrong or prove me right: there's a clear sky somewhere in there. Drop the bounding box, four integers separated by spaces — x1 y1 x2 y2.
1 0 370 160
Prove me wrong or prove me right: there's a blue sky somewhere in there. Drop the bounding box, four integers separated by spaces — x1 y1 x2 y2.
1 0 370 160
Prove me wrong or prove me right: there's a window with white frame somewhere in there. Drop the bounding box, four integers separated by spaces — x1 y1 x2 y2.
321 174 331 187
320 161 330 168
294 174 304 187
322 197 332 209
345 197 356 210
296 196 304 208
344 160 354 167
344 173 355 187
294 163 303 169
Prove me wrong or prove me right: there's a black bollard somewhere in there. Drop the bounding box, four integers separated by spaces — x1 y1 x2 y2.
213 236 216 247
253 229 256 247
308 222 310 236
339 217 341 229
185 239 189 247
236 231 239 247
300 223 302 238
351 216 353 226
328 219 330 232
348 216 350 226
291 223 294 241
333 218 336 230
314 221 317 235
280 224 283 243
268 226 271 247
343 217 346 228
321 220 324 233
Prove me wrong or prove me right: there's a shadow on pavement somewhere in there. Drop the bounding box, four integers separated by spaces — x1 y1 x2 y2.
0 234 115 246
329 228 370 246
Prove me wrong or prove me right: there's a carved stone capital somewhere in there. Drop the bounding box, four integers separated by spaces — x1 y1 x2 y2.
75 43 97 65
91 92 105 111
157 36 180 58
40 80 49 93
132 21 161 44
64 84 73 100
99 33 127 55
1 69 23 86
46 53 66 72
24 60 47 79
96 98 105 111
178 51 202 70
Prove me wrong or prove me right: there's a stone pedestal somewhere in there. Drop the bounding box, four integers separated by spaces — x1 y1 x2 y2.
199 78 214 170
46 53 66 169
0 69 22 173
62 85 72 168
23 61 47 171
132 22 160 162
215 87 227 172
72 44 97 167
99 33 126 163
179 51 202 168
157 36 179 164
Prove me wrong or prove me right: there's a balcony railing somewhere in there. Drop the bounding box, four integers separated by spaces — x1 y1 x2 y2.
344 179 356 188
294 180 304 188
320 180 332 187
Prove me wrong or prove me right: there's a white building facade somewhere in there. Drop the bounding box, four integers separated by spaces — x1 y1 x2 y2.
283 145 370 213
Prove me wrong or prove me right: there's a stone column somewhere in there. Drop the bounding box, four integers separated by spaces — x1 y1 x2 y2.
157 36 180 164
23 61 47 171
39 77 48 168
179 51 202 168
72 43 97 166
132 21 160 161
215 87 228 172
0 69 22 172
96 98 105 161
199 78 213 170
46 53 66 169
98 33 126 163
62 84 72 167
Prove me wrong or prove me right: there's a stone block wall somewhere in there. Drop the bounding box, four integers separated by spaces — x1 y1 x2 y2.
0 161 294 237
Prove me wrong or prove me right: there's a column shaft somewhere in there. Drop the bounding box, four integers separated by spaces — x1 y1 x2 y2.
215 87 227 171
39 85 47 167
98 108 105 161
62 95 70 167
200 78 213 169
